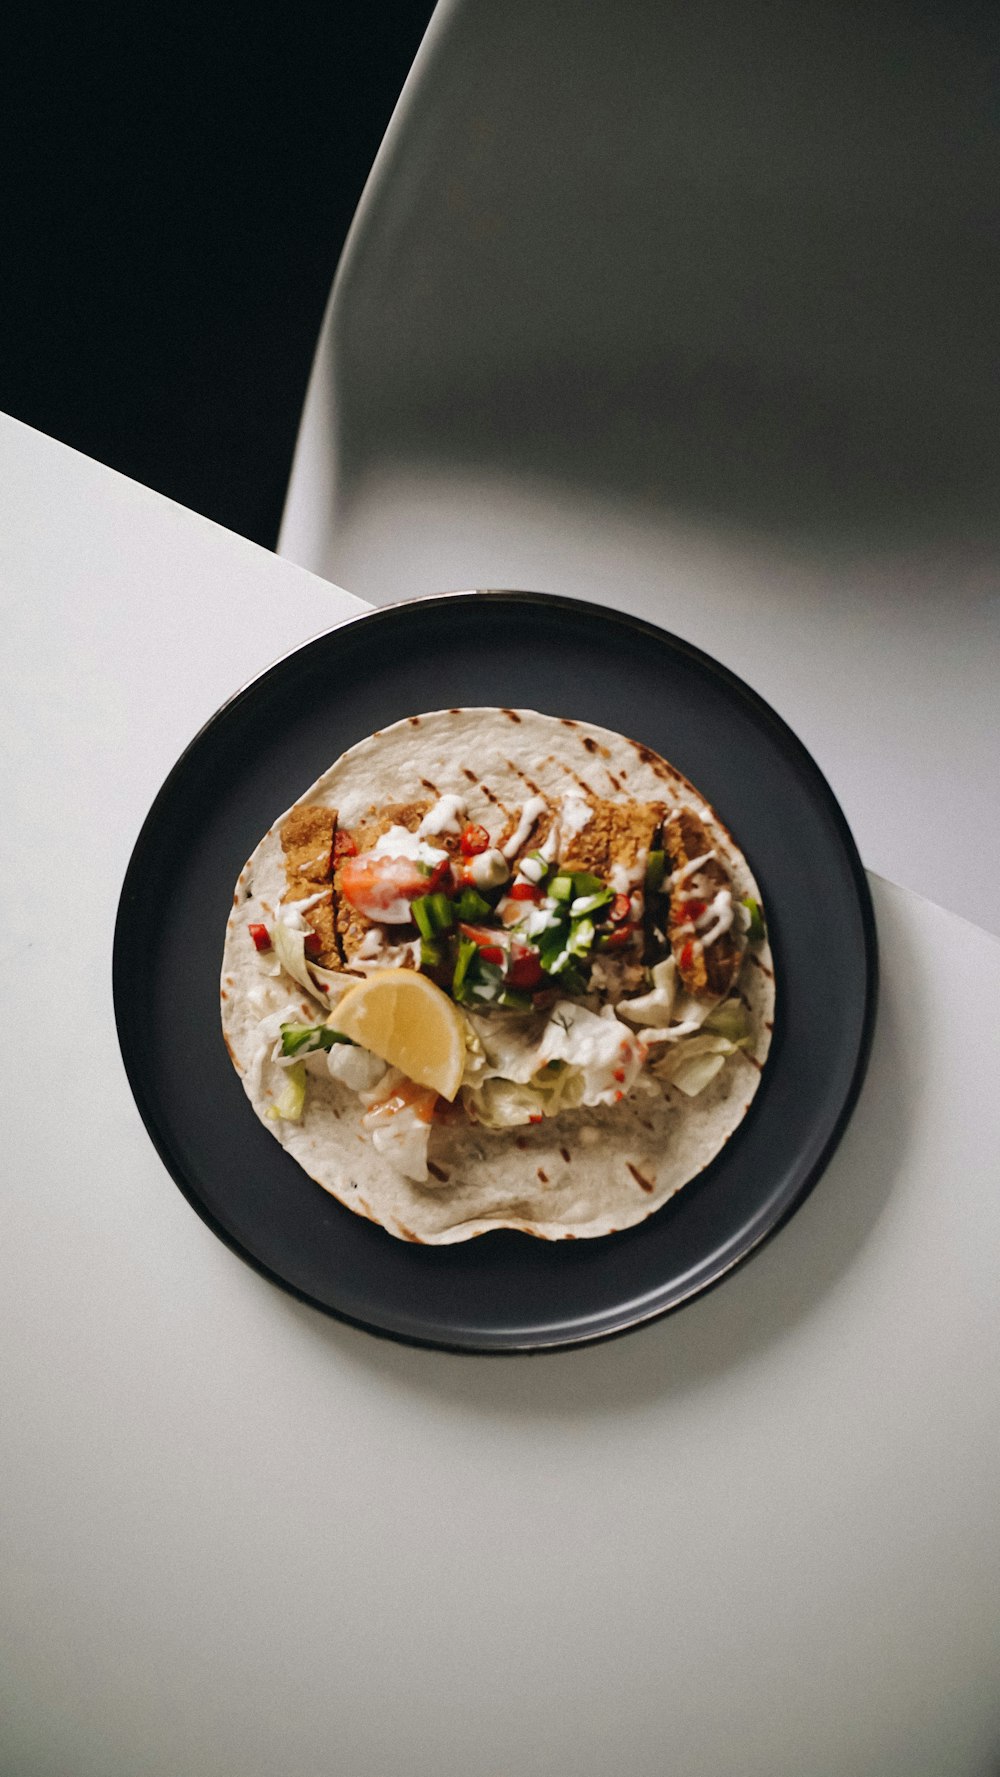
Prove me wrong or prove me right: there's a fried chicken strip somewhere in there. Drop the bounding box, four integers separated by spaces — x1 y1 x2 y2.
663 807 742 1000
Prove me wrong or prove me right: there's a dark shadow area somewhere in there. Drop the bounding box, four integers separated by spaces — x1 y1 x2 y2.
272 880 908 1420
1 1 435 546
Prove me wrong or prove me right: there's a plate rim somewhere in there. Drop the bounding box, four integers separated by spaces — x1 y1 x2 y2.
113 588 879 1355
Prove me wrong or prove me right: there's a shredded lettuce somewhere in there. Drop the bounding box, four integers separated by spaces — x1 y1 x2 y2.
652 1030 745 1096
462 1067 584 1129
270 917 353 1006
265 1062 307 1121
618 957 678 1027
703 998 751 1044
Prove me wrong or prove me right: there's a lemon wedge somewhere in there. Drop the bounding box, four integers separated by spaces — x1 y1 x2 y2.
327 969 466 1101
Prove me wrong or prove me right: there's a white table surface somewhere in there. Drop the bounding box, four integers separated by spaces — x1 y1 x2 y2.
4 414 999 1777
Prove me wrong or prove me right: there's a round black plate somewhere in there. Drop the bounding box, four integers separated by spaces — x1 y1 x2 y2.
114 592 876 1353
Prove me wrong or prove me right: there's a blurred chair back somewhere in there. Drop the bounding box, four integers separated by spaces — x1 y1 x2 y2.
279 0 999 598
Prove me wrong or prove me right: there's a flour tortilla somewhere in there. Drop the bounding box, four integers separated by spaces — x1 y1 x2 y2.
220 709 774 1243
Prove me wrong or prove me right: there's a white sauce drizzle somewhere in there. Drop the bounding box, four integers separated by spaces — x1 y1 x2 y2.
368 824 448 868
696 888 734 948
559 793 592 843
281 888 330 916
669 850 716 889
519 854 546 884
538 816 562 863
417 794 466 836
501 796 549 859
355 928 386 960
469 847 510 889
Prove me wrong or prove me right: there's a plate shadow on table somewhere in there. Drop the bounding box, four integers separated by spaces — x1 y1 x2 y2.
273 906 906 1416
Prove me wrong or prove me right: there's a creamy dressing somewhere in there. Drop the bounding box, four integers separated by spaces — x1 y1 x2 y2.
417 795 466 837
518 854 547 884
522 900 562 938
501 796 549 859
326 1044 387 1094
369 824 448 869
609 857 644 894
695 887 734 948
469 847 510 889
538 820 561 863
669 850 715 890
559 792 592 844
282 887 330 916
355 928 385 961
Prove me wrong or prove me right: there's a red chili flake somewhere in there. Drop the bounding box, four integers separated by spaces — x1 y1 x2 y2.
333 830 357 860
683 897 707 920
528 1114 544 1125
460 823 490 856
603 924 633 950
609 892 632 924
613 1068 626 1083
303 930 323 956
679 939 695 970
509 881 542 902
248 923 271 952
614 1090 624 1103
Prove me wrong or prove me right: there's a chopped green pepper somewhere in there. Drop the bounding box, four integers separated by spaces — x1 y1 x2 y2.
741 896 766 942
645 850 666 894
411 896 437 941
455 886 492 921
452 935 478 1000
279 1022 352 1057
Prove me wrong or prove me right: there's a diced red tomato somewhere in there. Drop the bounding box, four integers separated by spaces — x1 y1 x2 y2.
682 897 707 921
248 922 271 952
460 921 542 986
608 892 632 924
459 921 503 951
508 950 543 989
333 830 357 861
303 929 323 956
509 881 542 902
460 823 491 856
425 857 453 893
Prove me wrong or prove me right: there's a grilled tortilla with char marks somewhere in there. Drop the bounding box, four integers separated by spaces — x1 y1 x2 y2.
663 807 742 999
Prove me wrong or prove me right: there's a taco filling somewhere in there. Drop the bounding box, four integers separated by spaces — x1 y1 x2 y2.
221 709 773 1244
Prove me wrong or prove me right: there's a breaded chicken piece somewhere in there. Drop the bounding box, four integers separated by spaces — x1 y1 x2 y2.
279 803 338 967
663 807 742 1000
561 797 666 882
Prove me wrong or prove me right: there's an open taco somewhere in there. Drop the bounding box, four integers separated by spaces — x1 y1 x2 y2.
220 708 774 1243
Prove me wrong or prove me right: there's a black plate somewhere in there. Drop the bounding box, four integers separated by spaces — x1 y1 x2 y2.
114 592 877 1353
